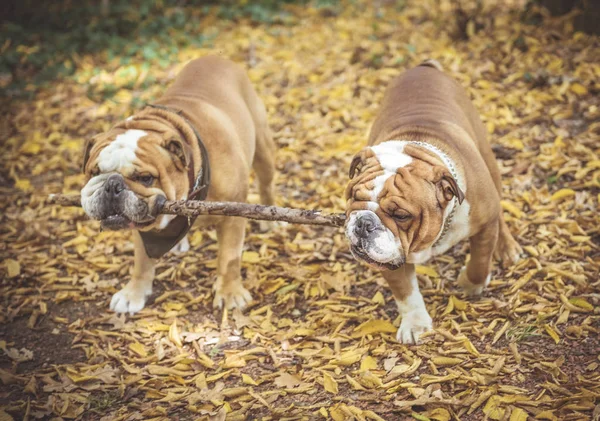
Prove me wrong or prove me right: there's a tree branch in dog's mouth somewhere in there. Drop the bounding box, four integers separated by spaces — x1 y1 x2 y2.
48 194 346 228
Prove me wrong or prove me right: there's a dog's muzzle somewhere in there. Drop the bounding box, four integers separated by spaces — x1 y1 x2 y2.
81 173 162 231
345 210 404 270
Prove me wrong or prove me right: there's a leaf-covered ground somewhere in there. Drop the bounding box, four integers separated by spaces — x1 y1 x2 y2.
1 1 599 420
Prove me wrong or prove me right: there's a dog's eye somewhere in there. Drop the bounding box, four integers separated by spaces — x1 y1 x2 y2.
393 212 412 222
137 174 155 187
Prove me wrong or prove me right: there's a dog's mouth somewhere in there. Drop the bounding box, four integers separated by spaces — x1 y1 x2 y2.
101 214 155 231
350 244 403 271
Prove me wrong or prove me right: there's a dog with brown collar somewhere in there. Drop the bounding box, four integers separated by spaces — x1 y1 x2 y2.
81 56 276 313
345 60 522 344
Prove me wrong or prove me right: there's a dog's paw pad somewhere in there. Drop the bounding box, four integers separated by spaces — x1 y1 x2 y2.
457 267 489 296
110 283 152 314
212 278 252 310
396 311 433 344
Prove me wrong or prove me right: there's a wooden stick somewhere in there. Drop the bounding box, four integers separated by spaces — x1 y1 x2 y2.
47 194 346 227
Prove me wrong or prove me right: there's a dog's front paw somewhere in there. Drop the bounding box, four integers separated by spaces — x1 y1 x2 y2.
110 282 152 314
396 310 433 344
457 267 490 296
212 277 252 310
170 235 190 255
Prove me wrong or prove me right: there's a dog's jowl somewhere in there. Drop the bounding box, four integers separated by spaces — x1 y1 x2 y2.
81 56 276 314
344 60 522 344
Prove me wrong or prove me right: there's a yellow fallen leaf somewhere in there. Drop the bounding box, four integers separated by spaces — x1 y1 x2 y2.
568 297 593 311
346 374 366 390
463 338 481 357
242 373 258 386
330 405 345 421
129 342 148 357
534 410 558 420
333 349 363 366
352 319 397 337
432 357 463 367
168 321 183 347
483 395 505 420
510 408 529 421
14 178 32 192
63 235 88 247
6 259 20 278
427 408 450 421
357 370 383 389
20 142 42 155
570 83 587 95
411 413 431 421
360 355 377 371
416 265 439 278
501 200 524 218
505 138 524 150
223 354 246 368
544 324 560 344
550 188 575 201
243 251 261 263
371 291 385 305
323 372 338 394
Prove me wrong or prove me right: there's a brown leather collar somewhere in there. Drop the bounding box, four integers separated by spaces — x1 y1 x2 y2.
139 104 211 258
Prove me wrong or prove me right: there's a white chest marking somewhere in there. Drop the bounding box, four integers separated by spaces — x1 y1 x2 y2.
370 141 413 202
407 199 471 264
97 129 146 172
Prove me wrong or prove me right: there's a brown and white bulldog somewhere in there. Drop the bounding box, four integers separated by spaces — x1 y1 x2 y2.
345 60 522 344
81 56 276 313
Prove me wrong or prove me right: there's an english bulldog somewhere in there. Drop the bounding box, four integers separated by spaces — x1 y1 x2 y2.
345 60 522 344
81 56 276 313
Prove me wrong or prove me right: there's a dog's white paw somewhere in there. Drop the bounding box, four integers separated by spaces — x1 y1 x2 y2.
212 277 252 310
170 235 190 255
457 267 490 296
396 310 433 344
110 282 152 314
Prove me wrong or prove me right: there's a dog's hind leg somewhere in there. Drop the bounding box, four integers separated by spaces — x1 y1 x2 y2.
252 120 276 207
212 217 252 310
250 99 277 231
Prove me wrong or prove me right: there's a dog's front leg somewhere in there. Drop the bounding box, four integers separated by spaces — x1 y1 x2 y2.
383 264 433 344
110 231 155 314
212 218 252 310
458 219 499 295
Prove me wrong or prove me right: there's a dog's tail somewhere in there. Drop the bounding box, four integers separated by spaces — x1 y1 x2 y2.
418 59 443 72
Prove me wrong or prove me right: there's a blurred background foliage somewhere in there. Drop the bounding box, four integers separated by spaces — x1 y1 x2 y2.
0 0 341 99
1 0 596 101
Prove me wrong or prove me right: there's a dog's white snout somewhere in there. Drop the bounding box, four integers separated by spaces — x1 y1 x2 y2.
345 210 404 267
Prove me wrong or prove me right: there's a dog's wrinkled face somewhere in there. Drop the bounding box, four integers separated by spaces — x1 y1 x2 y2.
345 141 464 270
81 125 191 231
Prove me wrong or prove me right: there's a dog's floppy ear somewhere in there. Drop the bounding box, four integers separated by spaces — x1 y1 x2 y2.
166 138 191 171
82 136 97 173
435 167 465 204
349 149 372 179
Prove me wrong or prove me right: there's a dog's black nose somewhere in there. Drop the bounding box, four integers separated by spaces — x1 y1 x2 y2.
105 174 125 196
355 213 378 237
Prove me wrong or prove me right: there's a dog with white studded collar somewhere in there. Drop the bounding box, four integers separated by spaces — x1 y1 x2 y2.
345 60 522 344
